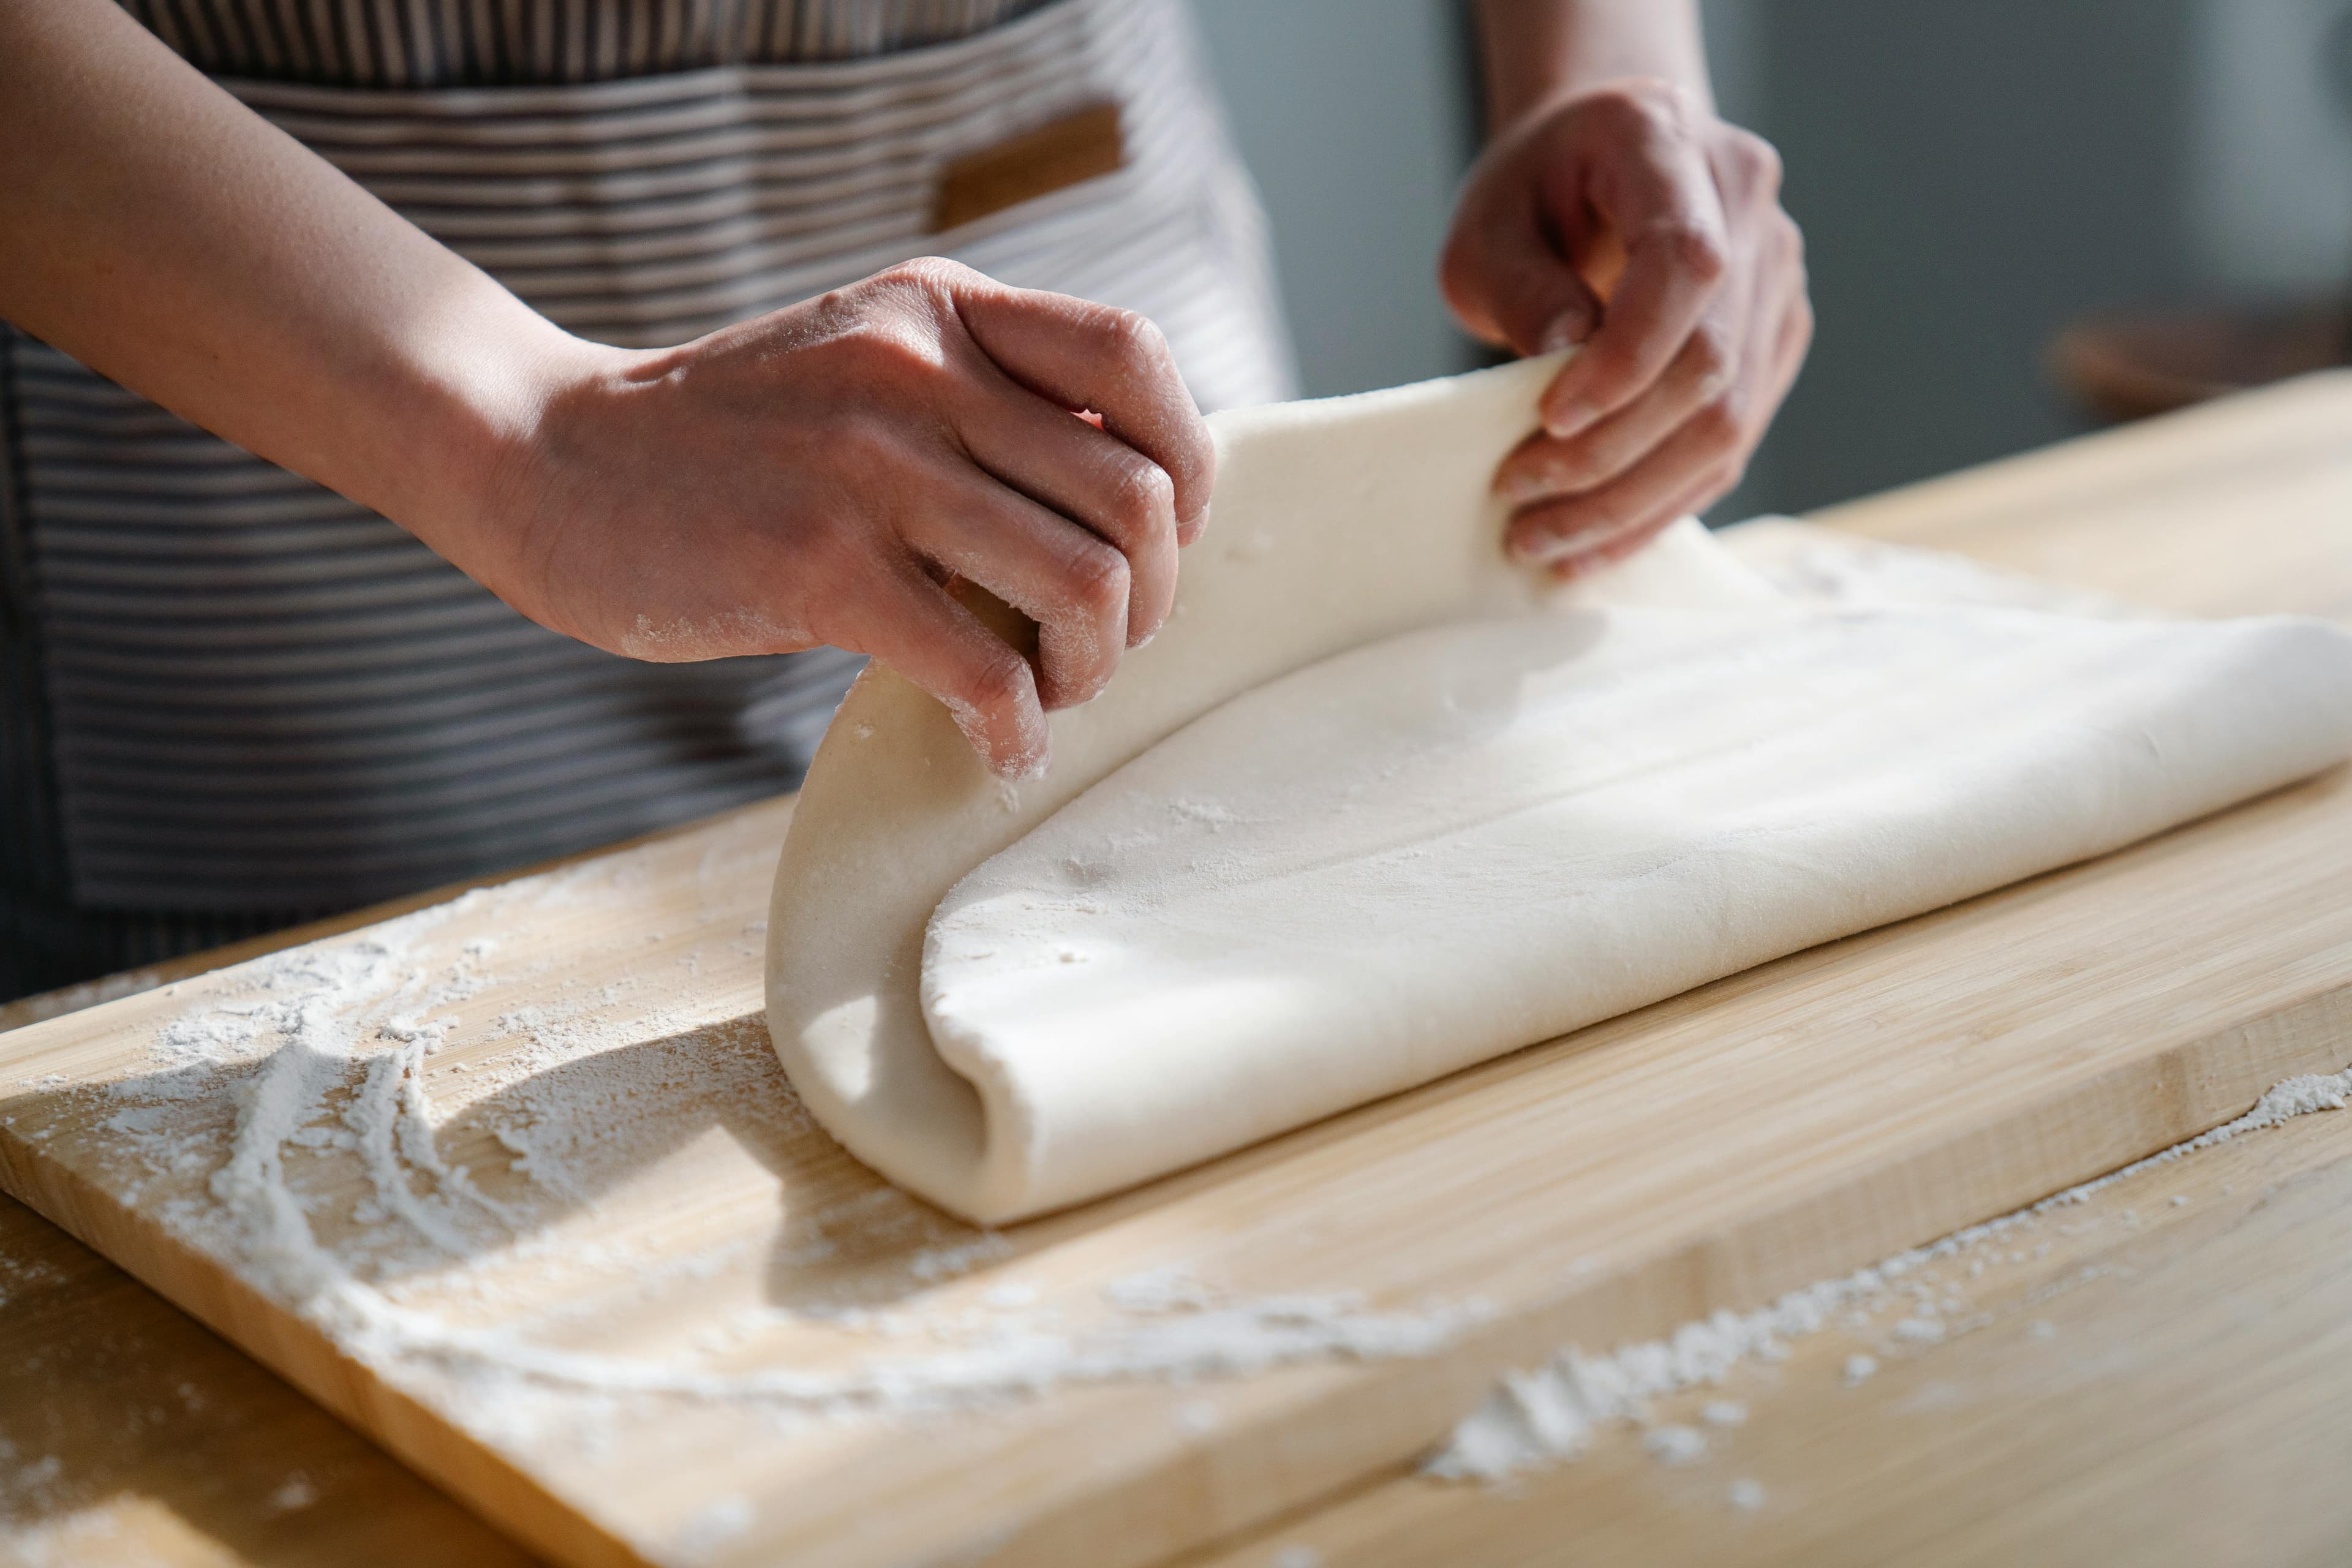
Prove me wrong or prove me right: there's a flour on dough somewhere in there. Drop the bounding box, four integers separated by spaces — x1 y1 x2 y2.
922 603 2352 1202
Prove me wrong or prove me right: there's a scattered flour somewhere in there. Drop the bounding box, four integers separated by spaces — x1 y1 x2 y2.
1643 1425 1708 1465
1728 1477 1767 1512
268 1473 318 1512
61 894 1483 1450
907 1235 1014 1283
1427 1063 2352 1482
667 1495 754 1562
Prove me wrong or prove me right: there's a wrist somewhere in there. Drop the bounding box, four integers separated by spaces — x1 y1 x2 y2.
397 311 637 603
1476 0 1711 134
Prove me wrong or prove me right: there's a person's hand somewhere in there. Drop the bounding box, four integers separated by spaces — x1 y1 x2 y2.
1440 78 1810 578
467 258 1213 779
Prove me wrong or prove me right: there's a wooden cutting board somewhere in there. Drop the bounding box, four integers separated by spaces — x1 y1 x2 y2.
4 374 2351 1568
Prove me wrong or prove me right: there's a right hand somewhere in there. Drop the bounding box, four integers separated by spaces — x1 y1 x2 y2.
467 258 1215 779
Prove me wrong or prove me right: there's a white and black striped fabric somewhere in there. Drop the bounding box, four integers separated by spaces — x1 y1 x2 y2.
0 0 1297 997
117 0 1059 85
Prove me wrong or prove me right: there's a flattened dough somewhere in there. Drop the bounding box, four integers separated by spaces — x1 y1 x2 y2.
768 354 2352 1224
925 607 2352 1202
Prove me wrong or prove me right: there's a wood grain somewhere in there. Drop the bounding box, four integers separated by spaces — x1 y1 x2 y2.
0 1191 533 1568
1195 1066 2352 1568
4 372 2351 1568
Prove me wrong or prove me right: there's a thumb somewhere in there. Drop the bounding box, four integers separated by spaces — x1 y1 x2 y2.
1440 202 1603 358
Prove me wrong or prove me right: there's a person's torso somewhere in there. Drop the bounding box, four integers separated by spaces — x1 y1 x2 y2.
0 0 1295 987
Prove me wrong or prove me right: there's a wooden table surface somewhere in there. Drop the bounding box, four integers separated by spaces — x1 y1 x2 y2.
6 372 2352 1567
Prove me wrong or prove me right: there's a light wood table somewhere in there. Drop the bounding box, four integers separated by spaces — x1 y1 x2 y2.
5 372 2351 1567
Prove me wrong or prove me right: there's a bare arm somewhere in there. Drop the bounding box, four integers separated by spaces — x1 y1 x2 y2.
1447 0 1810 576
0 0 1212 778
0 0 559 547
1474 0 1713 130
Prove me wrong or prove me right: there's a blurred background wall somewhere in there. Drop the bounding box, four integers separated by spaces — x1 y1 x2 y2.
1187 0 2352 516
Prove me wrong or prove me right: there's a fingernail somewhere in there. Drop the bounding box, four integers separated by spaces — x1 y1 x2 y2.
1178 504 1210 541
1544 399 1600 441
1536 304 1594 355
1514 522 1613 565
1498 472 1548 505
1509 530 1569 565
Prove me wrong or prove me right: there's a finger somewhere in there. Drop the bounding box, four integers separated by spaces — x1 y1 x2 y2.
940 269 1216 535
1544 452 1736 582
1536 112 1732 440
898 464 1132 710
1506 395 1747 568
949 363 1180 649
1495 285 1747 506
1762 218 1814 407
1438 185 1603 357
1548 506 1695 581
1515 219 1791 570
850 560 1051 779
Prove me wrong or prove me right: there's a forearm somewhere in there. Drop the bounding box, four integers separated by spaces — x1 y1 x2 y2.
1473 0 1712 132
0 0 582 560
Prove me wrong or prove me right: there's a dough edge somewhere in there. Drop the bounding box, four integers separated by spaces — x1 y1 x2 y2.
763 353 1770 1223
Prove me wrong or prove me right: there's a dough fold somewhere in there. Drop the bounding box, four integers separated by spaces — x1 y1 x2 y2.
924 607 2352 1204
768 355 2352 1224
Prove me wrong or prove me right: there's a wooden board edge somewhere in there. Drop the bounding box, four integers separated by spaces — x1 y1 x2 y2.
0 1117 645 1568
0 793 798 1039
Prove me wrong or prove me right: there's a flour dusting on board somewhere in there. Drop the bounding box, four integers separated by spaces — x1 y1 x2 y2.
52 864 1480 1499
1428 1063 2352 1482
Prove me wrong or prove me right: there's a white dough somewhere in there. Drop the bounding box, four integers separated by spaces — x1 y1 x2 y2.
924 605 2352 1203
767 353 2352 1225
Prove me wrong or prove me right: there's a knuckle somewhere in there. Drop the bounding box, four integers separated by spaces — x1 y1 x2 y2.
1693 397 1745 450
1781 213 1809 267
1685 326 1734 387
878 255 974 296
1099 306 1167 367
1655 219 1730 282
1062 538 1131 616
1728 128 1783 194
959 646 1033 713
833 320 941 391
1107 458 1177 537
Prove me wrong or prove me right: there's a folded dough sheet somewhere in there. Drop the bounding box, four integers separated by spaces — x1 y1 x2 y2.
767 355 2352 1224
924 600 2352 1202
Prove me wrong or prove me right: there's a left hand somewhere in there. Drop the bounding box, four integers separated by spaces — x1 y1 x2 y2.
1440 78 1811 578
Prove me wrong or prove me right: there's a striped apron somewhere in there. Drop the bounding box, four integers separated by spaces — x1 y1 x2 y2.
0 0 1297 998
